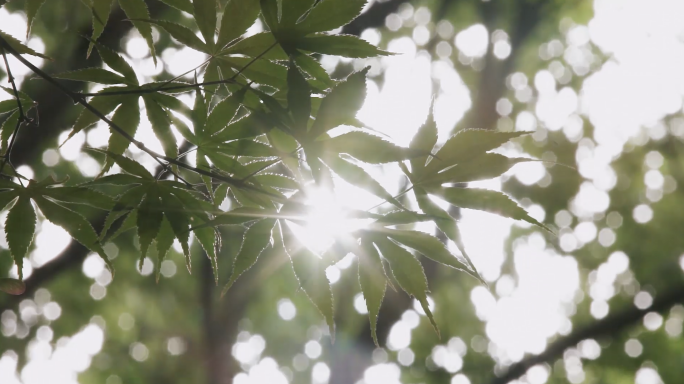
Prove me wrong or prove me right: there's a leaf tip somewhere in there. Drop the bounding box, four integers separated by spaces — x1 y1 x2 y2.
220 280 234 299
328 323 336 344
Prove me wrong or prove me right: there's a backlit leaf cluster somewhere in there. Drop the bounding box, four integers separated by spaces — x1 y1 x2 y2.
0 0 549 343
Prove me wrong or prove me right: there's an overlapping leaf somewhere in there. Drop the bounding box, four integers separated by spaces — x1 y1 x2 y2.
282 221 335 338
59 46 186 169
0 178 114 278
260 0 389 58
222 218 276 293
371 235 439 335
86 151 214 274
0 0 558 354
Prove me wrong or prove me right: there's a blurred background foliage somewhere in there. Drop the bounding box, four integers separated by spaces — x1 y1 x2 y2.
1 0 684 384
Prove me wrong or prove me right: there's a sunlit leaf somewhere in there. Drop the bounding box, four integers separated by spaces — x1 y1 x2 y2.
297 34 392 58
143 96 179 158
137 187 163 267
211 140 278 158
413 186 479 278
158 0 193 13
65 89 125 143
192 87 208 136
25 0 47 37
259 0 279 33
322 131 425 164
194 226 219 283
144 19 209 53
166 182 218 216
155 217 175 282
219 56 288 88
287 57 311 132
231 185 281 209
102 209 137 243
252 174 299 190
222 218 276 293
171 113 197 144
53 68 127 85
296 0 365 34
372 235 438 335
219 32 287 60
89 149 153 179
88 0 114 57
1 110 19 154
264 130 300 177
200 207 270 227
5 195 33 280
0 30 51 59
409 108 438 176
217 0 261 49
424 129 530 175
374 210 432 226
293 51 335 88
357 238 386 346
0 100 19 116
324 155 404 209
383 228 471 273
0 189 19 207
309 67 368 139
95 43 138 85
436 187 551 231
204 89 245 137
118 0 157 64
160 192 192 271
306 148 334 188
280 0 315 27
103 97 141 173
81 174 143 186
34 195 114 272
0 86 33 105
419 153 534 185
100 185 146 240
193 0 216 48
202 148 246 176
42 187 114 210
282 222 335 338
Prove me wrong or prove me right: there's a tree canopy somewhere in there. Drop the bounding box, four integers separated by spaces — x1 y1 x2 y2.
1 0 684 384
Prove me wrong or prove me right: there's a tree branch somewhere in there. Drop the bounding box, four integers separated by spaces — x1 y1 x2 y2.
490 283 684 384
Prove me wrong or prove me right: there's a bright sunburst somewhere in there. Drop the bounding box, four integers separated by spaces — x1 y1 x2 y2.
288 187 369 255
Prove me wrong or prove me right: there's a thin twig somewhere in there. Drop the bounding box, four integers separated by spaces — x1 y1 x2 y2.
154 56 213 91
0 47 28 183
77 77 241 97
0 36 281 199
78 42 278 98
